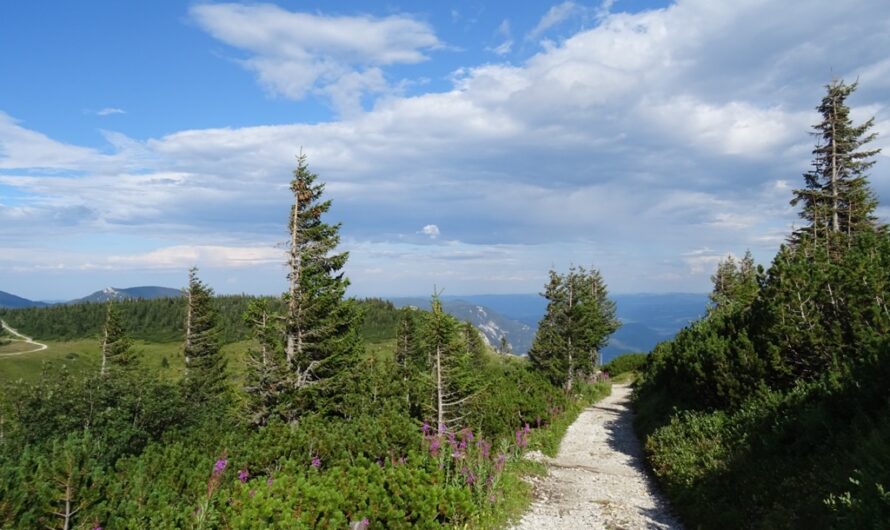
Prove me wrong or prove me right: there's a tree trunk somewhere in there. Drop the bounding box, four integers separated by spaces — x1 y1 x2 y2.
184 286 192 367
435 344 444 428
286 183 302 366
100 323 109 377
831 96 840 233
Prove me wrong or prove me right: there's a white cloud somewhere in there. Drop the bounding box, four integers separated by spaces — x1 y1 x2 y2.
527 1 584 42
3 0 890 295
489 19 513 56
421 224 440 238
190 3 441 115
97 107 126 116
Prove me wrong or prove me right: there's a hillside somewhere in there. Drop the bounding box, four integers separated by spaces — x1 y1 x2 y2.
389 297 534 354
69 286 183 304
447 293 708 361
0 290 47 309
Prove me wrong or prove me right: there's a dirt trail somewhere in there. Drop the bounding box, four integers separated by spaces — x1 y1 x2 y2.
0 319 48 357
512 384 682 529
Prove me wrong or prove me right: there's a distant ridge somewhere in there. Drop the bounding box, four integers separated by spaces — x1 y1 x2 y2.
0 290 47 309
69 286 183 304
388 297 535 355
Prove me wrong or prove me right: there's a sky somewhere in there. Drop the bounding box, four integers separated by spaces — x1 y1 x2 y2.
1 0 889 301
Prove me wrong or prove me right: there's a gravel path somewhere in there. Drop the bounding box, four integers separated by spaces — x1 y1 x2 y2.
0 319 48 357
512 384 683 530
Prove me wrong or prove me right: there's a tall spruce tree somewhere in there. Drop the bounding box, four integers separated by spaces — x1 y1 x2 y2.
791 79 883 249
281 153 361 415
99 302 134 376
183 267 227 401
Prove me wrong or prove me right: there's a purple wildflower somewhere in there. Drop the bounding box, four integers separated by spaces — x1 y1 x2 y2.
311 455 321 469
213 459 228 475
266 476 274 486
238 468 249 483
429 438 441 457
421 421 431 435
495 453 506 472
438 423 446 435
358 518 370 529
476 439 491 459
524 423 531 434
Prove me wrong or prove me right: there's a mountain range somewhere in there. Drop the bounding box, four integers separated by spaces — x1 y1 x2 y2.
389 297 535 354
0 286 182 309
1 286 709 359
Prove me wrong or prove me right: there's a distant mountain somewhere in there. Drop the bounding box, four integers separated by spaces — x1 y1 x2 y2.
70 286 183 304
0 290 47 309
434 293 709 362
388 297 535 355
448 294 547 327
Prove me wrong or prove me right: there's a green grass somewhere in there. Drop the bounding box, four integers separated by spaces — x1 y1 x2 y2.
0 341 42 354
0 334 398 385
611 371 637 384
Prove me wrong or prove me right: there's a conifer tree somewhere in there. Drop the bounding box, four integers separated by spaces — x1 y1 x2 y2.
529 271 571 388
423 295 473 428
183 267 226 401
709 251 760 313
529 267 619 389
791 79 883 248
243 299 285 426
281 153 361 415
100 302 134 376
572 268 620 373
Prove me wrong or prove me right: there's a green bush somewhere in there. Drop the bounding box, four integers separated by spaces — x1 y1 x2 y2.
602 353 647 376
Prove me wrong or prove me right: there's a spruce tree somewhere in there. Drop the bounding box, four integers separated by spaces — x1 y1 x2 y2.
423 295 473 428
183 267 226 401
529 271 571 388
709 251 760 313
572 267 620 373
281 153 361 415
243 299 285 426
529 267 619 389
791 79 883 249
100 302 134 376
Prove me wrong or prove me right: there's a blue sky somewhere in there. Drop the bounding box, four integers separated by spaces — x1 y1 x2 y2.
1 0 889 300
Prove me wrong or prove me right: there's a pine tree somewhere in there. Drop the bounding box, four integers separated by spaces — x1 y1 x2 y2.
99 302 134 376
183 267 226 401
791 79 883 249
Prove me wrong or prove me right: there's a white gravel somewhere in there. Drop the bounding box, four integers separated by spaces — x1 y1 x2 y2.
511 384 683 530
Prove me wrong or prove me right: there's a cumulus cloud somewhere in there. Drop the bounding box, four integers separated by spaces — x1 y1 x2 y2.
3 0 890 295
190 3 441 115
421 224 440 238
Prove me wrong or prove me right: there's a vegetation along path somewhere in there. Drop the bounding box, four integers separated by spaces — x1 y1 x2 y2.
0 319 48 357
513 384 682 529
